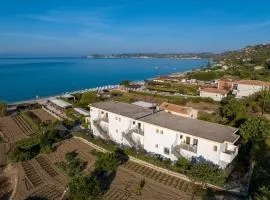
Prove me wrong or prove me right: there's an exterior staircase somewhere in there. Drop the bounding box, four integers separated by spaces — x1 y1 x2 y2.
93 119 110 140
171 145 182 158
122 128 142 149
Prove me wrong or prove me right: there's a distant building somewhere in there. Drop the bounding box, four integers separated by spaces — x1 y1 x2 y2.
153 76 180 83
235 80 270 98
89 101 239 168
217 78 234 91
222 65 229 70
48 98 72 112
200 88 228 101
159 102 198 119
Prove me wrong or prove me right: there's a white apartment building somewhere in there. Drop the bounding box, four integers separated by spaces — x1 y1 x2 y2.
89 101 239 169
200 88 228 101
235 80 270 98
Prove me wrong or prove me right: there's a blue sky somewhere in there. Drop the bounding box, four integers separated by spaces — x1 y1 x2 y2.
1 0 270 56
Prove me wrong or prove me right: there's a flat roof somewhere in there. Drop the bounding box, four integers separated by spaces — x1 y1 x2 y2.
159 102 192 115
61 94 75 99
132 101 155 108
74 107 90 116
200 88 228 95
49 98 72 108
90 101 153 119
140 111 239 143
237 80 270 86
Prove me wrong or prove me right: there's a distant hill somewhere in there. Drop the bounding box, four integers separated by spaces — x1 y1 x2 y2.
82 53 215 59
213 44 270 68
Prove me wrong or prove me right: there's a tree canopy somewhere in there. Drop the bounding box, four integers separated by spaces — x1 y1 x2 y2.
239 117 270 144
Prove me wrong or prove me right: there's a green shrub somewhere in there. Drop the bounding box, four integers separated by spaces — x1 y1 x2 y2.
0 135 4 143
175 157 192 170
69 175 101 200
94 152 119 172
188 162 226 186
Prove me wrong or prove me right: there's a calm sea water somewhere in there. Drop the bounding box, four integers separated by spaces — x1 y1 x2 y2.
0 58 208 103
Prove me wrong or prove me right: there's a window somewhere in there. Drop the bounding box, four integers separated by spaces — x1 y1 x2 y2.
193 139 198 146
213 145 217 152
164 147 170 155
116 129 118 133
101 111 104 114
156 129 159 133
160 130 163 134
186 136 190 145
119 117 121 122
115 117 118 120
155 144 158 148
180 135 183 139
133 121 135 125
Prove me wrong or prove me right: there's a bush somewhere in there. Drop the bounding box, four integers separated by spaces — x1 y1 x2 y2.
94 153 119 172
65 151 78 162
175 157 192 171
69 175 101 200
188 162 226 186
58 151 85 177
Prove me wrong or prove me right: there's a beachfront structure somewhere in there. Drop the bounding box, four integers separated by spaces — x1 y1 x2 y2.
42 98 72 120
74 107 90 116
89 101 239 168
159 102 198 119
235 80 270 98
48 98 72 111
200 88 228 101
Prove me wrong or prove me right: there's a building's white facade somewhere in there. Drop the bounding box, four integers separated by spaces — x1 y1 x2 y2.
200 89 227 101
235 80 270 98
89 101 239 169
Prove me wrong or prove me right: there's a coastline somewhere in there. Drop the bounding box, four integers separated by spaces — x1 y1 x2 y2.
9 84 120 105
1 58 208 104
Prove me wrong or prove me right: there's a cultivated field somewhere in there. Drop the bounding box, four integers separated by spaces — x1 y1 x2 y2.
0 143 14 166
31 109 57 124
10 138 202 200
0 116 29 143
103 161 201 200
12 138 96 200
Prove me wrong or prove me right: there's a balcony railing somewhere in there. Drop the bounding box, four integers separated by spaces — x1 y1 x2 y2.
180 143 197 153
93 120 109 140
133 128 144 135
101 117 109 123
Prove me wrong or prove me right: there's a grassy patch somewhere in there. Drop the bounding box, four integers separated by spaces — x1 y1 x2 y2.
20 111 40 131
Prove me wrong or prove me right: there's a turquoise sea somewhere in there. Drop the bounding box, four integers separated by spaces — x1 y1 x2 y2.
0 58 208 103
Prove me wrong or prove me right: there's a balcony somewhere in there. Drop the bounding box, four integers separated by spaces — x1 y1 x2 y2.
101 117 109 123
220 149 237 163
133 128 144 136
93 120 109 140
180 143 197 153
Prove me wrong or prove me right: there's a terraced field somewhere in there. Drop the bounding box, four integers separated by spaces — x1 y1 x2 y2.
11 115 36 136
12 138 95 200
31 109 57 123
0 143 13 166
13 158 67 200
103 166 201 200
122 161 198 194
0 116 28 143
11 138 202 200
